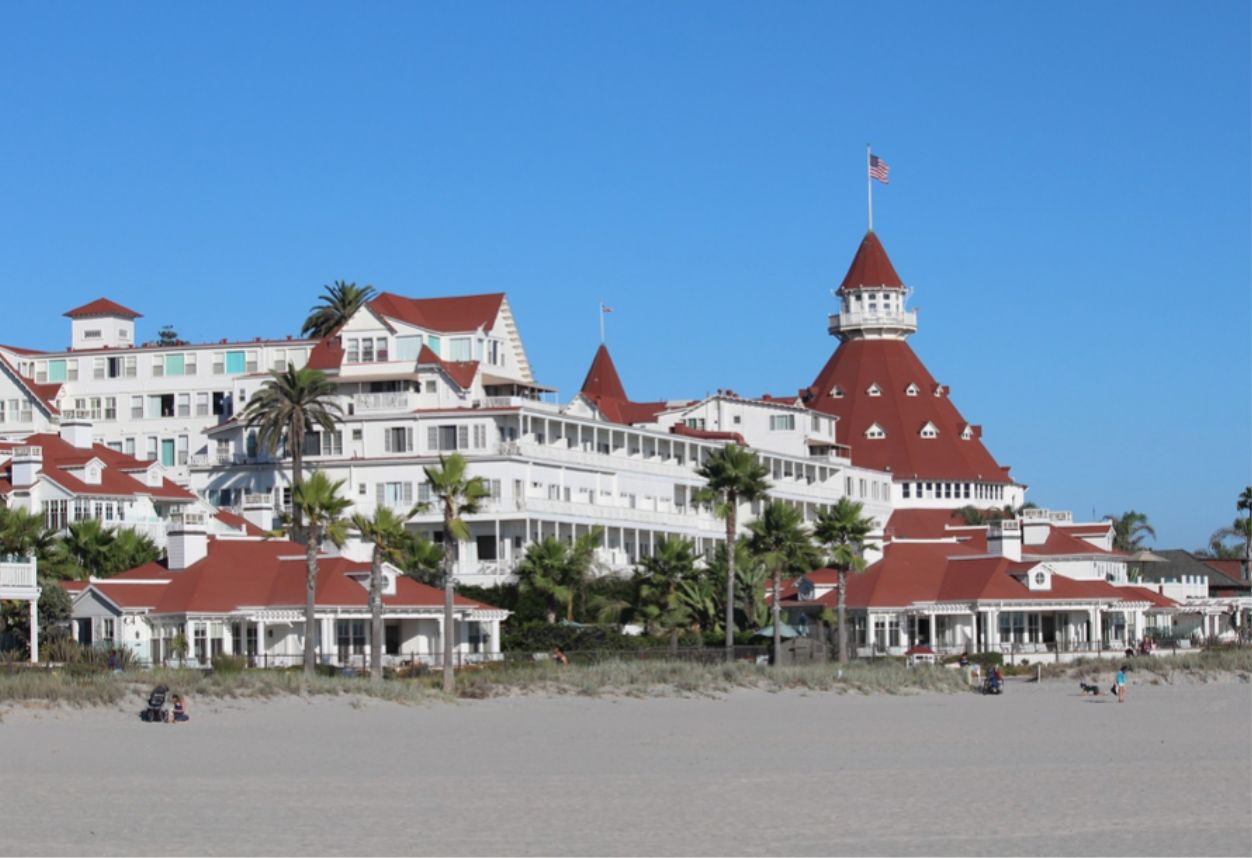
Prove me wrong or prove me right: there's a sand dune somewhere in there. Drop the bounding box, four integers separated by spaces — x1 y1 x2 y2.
2 678 1249 856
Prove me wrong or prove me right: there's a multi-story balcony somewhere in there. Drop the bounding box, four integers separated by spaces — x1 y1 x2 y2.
353 392 416 413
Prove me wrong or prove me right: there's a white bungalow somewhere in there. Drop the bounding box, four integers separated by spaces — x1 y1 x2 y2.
68 513 508 668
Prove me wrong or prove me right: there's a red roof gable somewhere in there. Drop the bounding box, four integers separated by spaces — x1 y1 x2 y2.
135 539 501 614
6 433 195 500
837 232 904 294
575 344 668 425
1022 529 1115 557
417 344 479 389
370 293 504 333
807 338 1012 482
0 354 61 415
64 298 142 319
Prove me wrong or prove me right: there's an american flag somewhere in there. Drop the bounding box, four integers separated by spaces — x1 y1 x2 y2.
869 154 890 184
600 303 614 314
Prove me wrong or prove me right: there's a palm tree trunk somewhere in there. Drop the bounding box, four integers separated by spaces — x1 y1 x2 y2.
837 568 849 665
724 499 737 662
771 571 781 669
304 529 319 682
369 547 383 684
441 505 456 695
290 420 305 536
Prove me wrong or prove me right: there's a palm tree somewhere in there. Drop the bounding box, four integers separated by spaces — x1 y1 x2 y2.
240 366 342 534
1105 510 1156 553
398 532 445 586
424 453 489 694
351 505 420 683
814 498 877 664
291 471 351 680
634 537 700 653
1238 486 1252 577
694 444 770 660
0 507 56 558
61 519 116 578
1203 517 1252 561
301 280 377 339
747 502 820 668
102 528 162 577
515 530 603 624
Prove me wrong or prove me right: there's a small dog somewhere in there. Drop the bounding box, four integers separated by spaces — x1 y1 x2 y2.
1079 682 1101 696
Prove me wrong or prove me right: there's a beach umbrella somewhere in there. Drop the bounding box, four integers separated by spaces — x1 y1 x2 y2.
753 623 804 639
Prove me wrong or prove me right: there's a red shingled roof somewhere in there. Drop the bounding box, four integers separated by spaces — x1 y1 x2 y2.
0 354 61 415
370 293 504 333
808 338 1011 481
64 298 142 319
3 433 195 500
417 344 479 389
120 539 502 614
837 232 904 294
1022 528 1116 557
575 344 668 425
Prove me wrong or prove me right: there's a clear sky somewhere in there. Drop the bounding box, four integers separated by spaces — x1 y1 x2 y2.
2 3 1248 550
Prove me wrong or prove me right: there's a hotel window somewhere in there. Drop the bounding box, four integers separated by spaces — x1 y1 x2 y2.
902 482 910 499
359 338 374 363
196 393 210 417
146 437 158 461
103 397 117 421
767 414 794 431
426 336 441 356
0 401 6 423
336 620 367 658
858 478 867 497
165 354 185 377
920 422 939 439
486 339 503 366
684 418 706 430
177 435 189 465
395 335 422 361
152 356 165 377
376 481 414 508
185 353 197 375
94 358 106 379
245 351 259 373
864 423 886 440
384 426 414 453
130 396 143 420
964 483 971 499
866 383 881 397
83 329 102 340
473 424 487 449
176 394 190 417
212 391 230 417
212 352 225 375
272 349 287 372
224 351 246 374
449 337 472 362
905 383 919 397
124 437 136 457
872 616 900 650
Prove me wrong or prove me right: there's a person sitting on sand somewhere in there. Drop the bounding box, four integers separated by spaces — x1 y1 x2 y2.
552 646 568 666
170 694 189 723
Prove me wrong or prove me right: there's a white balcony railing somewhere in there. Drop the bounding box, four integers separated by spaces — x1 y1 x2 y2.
0 560 37 590
354 392 415 413
827 308 918 335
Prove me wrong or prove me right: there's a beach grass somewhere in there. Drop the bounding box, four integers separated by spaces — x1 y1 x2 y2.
2 647 1247 709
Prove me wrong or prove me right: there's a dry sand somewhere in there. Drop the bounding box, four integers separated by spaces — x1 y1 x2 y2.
2 677 1249 856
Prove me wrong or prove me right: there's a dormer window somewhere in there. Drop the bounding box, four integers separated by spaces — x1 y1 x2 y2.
830 386 844 398
933 384 944 397
866 383 882 397
961 425 973 440
920 421 939 439
864 422 886 440
905 383 919 397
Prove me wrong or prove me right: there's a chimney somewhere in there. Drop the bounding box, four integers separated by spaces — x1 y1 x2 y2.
11 445 42 486
1021 518 1049 547
167 512 208 570
59 412 94 449
241 493 274 532
987 520 1022 561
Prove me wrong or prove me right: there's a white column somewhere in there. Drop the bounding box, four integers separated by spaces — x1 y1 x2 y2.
185 620 194 661
256 620 267 666
29 598 39 664
1091 608 1103 649
221 622 233 656
321 617 334 665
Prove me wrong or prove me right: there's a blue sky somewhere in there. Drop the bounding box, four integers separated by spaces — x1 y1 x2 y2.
2 3 1248 550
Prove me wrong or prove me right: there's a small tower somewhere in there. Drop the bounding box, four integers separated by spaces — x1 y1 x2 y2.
827 232 918 342
64 298 142 350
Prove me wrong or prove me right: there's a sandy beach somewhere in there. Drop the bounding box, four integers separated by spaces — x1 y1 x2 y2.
2 677 1248 856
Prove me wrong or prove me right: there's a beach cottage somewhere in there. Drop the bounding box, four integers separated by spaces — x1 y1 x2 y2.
68 513 508 668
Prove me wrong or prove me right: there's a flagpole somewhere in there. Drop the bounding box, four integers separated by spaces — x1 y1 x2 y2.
599 300 605 345
866 144 873 232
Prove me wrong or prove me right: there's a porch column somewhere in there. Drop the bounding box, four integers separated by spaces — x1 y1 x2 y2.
221 623 234 656
29 598 39 664
434 614 444 667
185 620 194 660
986 609 999 650
1090 608 1103 649
256 620 267 666
321 617 335 664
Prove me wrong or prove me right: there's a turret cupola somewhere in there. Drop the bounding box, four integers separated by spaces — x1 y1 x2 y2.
828 232 917 342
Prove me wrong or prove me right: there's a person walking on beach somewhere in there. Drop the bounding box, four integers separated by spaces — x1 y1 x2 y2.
1115 666 1127 703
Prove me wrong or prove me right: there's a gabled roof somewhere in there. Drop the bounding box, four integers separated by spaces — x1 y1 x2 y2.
806 338 1012 482
105 539 503 615
416 344 478 389
0 354 61 416
2 433 195 500
64 298 142 319
837 231 904 294
370 293 504 333
1138 550 1250 592
1022 528 1117 557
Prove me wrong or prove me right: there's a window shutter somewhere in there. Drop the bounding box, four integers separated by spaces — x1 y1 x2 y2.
406 427 414 453
403 483 413 503
376 483 385 507
458 426 469 449
427 426 438 451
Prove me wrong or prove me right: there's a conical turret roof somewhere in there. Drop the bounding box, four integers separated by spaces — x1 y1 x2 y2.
837 231 904 294
579 344 628 402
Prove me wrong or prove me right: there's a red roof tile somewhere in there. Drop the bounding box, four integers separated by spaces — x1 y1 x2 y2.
0 355 61 415
1022 529 1115 557
64 298 142 319
837 232 904 294
807 338 1012 481
417 344 479 389
370 293 504 333
4 433 195 501
576 344 669 425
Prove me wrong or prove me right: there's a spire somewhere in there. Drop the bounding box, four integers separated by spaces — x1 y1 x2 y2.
837 232 904 295
828 232 917 342
579 344 628 402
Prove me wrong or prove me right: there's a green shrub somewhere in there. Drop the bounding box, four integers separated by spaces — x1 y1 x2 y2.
501 622 666 653
212 654 246 675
